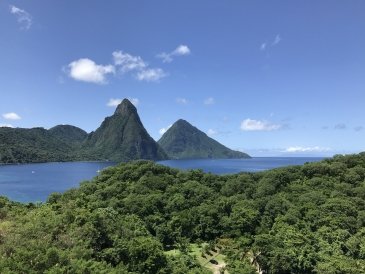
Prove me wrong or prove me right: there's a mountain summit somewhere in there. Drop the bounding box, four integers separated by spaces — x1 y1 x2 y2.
114 98 137 115
158 119 250 159
83 99 168 161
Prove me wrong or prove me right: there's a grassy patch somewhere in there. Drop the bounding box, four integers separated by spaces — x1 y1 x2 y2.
165 243 228 273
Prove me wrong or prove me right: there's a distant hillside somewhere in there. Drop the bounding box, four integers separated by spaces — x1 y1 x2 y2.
49 125 88 144
158 119 250 159
0 126 85 164
83 99 168 161
0 99 167 164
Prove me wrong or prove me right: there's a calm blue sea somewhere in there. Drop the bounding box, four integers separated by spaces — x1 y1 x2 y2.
0 157 323 203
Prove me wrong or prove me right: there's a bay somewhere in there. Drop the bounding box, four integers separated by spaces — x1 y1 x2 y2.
158 157 324 174
0 162 115 203
0 157 323 203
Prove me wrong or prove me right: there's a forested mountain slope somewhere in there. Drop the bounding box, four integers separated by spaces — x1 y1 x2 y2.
0 99 167 163
83 99 167 161
0 126 86 163
158 119 250 159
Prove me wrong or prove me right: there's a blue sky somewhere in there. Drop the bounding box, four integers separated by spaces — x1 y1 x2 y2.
1 1 364 156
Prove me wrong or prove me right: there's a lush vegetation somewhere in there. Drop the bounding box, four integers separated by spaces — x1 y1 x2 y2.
0 99 167 164
1 153 365 273
83 99 167 162
0 100 253 164
158 119 250 159
0 126 87 164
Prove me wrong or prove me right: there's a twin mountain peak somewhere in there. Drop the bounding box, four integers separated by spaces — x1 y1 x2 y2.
0 99 250 164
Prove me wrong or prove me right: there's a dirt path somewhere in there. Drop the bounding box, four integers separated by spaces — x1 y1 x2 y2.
211 262 226 274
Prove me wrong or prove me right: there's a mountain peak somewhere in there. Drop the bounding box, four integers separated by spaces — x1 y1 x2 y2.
175 119 190 125
114 99 137 115
158 119 250 159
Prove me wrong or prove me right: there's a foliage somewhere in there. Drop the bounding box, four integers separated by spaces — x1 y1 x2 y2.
1 153 365 273
0 99 167 164
158 119 250 159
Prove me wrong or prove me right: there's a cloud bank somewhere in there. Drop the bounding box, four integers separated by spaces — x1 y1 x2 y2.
284 146 331 153
2 112 21 120
240 118 282 131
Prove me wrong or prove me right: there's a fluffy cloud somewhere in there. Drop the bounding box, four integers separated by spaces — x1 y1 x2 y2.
176 98 188 105
284 146 331 153
240 119 281 131
9 5 32 30
107 97 139 107
67 50 168 84
68 58 115 84
157 44 191 63
107 98 122 107
159 124 172 135
173 45 191 55
207 129 217 136
2 112 21 120
136 68 166 82
0 124 14 128
204 97 215 105
354 126 364 132
113 51 166 82
112 51 147 73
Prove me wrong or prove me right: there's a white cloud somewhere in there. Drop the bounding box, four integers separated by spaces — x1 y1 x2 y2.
157 44 191 63
107 97 139 107
0 124 14 128
207 129 217 136
176 98 188 105
284 146 331 153
107 98 122 107
159 124 172 135
173 45 191 56
112 51 147 73
67 50 169 84
113 50 165 82
156 52 173 63
128 98 139 106
204 97 215 105
9 5 32 30
68 58 115 84
136 68 166 82
260 43 267 51
3 112 21 120
272 34 281 45
240 118 282 131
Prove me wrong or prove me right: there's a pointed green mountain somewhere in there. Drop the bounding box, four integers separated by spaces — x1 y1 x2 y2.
84 99 168 161
158 119 250 159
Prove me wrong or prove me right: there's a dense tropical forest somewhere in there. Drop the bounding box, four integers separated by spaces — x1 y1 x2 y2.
1 153 365 273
